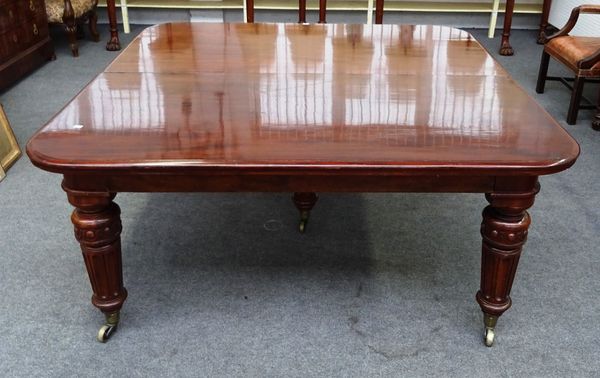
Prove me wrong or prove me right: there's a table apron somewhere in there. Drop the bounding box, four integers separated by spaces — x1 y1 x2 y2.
61 173 541 194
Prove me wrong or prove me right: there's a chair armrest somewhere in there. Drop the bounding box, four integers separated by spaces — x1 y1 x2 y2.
578 48 600 69
542 5 600 43
579 5 600 14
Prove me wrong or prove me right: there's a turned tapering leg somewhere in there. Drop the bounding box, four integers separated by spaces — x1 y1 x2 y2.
66 190 127 342
292 192 318 233
476 184 539 346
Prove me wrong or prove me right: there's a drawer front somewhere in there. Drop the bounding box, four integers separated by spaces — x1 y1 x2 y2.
0 2 18 34
18 0 47 23
30 12 50 42
0 30 21 63
0 16 48 63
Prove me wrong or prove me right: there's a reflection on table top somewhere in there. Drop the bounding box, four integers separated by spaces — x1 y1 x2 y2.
28 23 579 175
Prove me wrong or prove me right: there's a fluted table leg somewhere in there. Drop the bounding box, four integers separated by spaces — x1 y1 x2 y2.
66 189 128 342
476 183 539 346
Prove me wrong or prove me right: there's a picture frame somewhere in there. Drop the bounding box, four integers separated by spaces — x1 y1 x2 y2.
0 104 21 181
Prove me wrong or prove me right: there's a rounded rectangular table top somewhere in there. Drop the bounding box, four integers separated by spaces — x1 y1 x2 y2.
27 23 579 176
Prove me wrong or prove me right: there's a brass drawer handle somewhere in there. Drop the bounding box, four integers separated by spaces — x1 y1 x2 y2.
12 34 17 43
33 23 39 35
30 0 36 11
9 9 14 19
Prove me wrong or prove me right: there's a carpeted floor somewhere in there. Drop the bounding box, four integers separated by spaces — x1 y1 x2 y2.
0 23 599 377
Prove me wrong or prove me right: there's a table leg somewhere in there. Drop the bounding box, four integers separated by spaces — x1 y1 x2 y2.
476 184 539 346
66 190 128 342
537 0 552 44
105 0 121 51
293 192 318 233
500 0 515 56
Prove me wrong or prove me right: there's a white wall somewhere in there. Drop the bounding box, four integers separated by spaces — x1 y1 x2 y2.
549 0 600 36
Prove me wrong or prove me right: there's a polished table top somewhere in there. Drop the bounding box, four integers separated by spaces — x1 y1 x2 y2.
28 23 579 176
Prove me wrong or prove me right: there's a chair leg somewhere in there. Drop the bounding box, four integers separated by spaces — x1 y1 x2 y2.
62 1 79 57
567 76 585 125
89 8 100 42
536 51 550 94
65 24 79 57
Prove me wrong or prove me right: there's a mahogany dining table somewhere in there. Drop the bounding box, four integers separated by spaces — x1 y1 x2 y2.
27 22 579 346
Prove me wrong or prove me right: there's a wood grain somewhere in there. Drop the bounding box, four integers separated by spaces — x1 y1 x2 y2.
27 23 579 177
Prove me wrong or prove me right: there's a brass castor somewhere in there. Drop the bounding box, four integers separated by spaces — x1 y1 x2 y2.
484 328 495 347
97 312 120 343
483 313 498 347
299 210 309 233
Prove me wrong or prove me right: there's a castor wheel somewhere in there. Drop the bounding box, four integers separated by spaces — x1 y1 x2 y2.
299 211 309 233
292 193 317 233
299 219 307 233
482 313 498 347
96 311 120 343
97 324 117 342
484 328 495 347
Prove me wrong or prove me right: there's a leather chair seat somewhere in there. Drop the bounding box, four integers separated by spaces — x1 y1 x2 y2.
545 36 600 77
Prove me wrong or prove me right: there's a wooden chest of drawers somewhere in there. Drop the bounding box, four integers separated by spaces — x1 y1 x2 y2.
0 0 54 91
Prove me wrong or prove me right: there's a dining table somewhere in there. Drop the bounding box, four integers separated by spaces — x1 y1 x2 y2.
27 22 579 346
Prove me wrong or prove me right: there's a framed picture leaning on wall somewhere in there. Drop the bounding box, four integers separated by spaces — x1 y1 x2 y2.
0 104 21 181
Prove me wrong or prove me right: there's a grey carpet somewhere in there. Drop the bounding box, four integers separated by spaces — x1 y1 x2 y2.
0 24 599 377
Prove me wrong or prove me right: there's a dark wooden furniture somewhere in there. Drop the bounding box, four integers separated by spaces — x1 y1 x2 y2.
537 0 553 43
27 22 579 346
0 0 54 91
498 0 516 55
500 0 553 56
536 5 600 125
45 0 100 57
104 0 119 50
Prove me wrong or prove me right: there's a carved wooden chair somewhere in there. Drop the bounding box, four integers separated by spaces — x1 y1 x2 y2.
244 0 385 231
45 0 100 57
536 5 600 125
